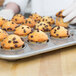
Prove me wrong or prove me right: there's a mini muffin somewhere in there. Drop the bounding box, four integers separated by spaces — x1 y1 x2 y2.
1 34 25 49
1 21 18 31
41 16 55 25
34 22 52 32
50 26 69 38
14 25 32 36
23 18 36 28
28 30 49 43
0 29 8 41
56 10 64 18
12 14 25 24
29 13 42 22
0 17 7 27
56 17 69 28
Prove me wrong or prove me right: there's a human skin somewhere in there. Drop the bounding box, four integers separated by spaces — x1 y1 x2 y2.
5 2 20 14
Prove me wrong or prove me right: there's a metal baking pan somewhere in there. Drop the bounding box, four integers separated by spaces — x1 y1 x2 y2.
0 25 76 60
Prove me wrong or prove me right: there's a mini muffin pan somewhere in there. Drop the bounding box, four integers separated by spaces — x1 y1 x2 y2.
0 25 76 60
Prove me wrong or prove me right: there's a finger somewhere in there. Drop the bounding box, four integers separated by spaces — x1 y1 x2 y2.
70 18 76 24
63 11 76 22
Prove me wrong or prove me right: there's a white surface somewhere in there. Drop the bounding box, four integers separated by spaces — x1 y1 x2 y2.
0 9 14 20
63 1 76 24
3 0 74 16
31 0 74 16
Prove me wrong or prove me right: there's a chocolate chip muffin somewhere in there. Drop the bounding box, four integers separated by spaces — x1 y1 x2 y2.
41 16 55 25
0 29 8 41
50 26 69 38
14 25 32 36
28 30 49 43
34 22 52 32
56 17 69 28
23 18 36 28
12 14 25 24
1 21 18 31
56 10 64 18
0 17 7 27
29 13 42 22
1 34 25 49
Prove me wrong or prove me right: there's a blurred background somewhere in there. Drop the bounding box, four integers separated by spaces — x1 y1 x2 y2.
0 0 31 17
0 0 4 10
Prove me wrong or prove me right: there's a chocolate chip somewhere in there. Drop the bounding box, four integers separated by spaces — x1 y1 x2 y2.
71 34 74 36
68 35 70 38
54 29 56 33
31 35 33 38
27 27 29 29
13 37 16 40
34 20 37 22
22 27 24 29
8 41 11 43
36 17 38 18
46 19 47 21
47 39 49 42
45 25 48 27
15 45 18 48
57 26 60 30
2 19 5 20
59 37 62 38
47 22 50 24
12 22 14 24
30 40 33 42
45 29 48 31
21 38 24 41
43 28 45 30
7 28 12 30
27 40 29 42
13 41 18 43
40 23 42 25
22 22 24 24
67 31 69 35
58 11 62 15
15 19 17 21
22 44 25 48
11 47 13 50
29 21 31 24
37 21 40 23
15 25 20 28
56 34 59 36
14 29 16 31
44 24 45 25
24 29 26 33
1 46 3 49
51 26 56 30
2 28 6 31
62 16 65 18
42 19 44 21
37 29 39 32
25 20 27 23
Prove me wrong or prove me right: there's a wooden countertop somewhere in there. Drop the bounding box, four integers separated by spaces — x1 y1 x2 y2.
0 0 4 6
0 45 76 76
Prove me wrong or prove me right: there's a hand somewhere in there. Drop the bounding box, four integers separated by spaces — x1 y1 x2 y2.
63 1 76 24
0 9 14 20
